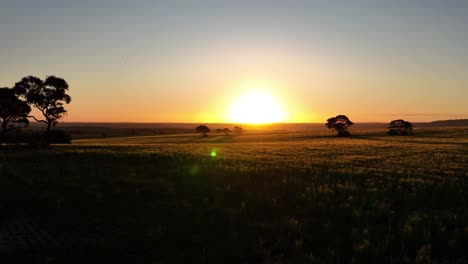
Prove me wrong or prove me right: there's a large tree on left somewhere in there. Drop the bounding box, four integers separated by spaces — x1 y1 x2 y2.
14 76 71 131
0 87 31 137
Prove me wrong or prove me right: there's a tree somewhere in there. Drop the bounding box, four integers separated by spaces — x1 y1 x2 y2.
0 87 31 137
196 125 210 137
388 119 413 135
233 126 243 134
14 76 71 131
325 115 354 136
223 128 231 135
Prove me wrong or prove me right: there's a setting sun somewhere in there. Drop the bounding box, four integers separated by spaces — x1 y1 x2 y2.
228 90 286 124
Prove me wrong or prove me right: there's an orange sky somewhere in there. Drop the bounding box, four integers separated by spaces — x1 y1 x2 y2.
1 1 467 123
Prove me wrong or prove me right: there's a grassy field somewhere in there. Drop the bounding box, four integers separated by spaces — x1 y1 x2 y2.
1 127 467 263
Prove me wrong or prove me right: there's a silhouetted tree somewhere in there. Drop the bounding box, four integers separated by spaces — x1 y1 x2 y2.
388 119 413 135
196 125 210 137
223 128 231 135
14 76 71 131
0 87 31 137
215 128 223 133
234 126 243 134
325 115 354 136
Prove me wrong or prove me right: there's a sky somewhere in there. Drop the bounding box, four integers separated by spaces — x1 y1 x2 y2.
0 0 467 123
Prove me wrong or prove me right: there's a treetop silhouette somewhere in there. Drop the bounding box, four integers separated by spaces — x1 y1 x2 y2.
325 115 354 136
388 119 413 135
0 87 31 137
234 126 243 134
14 76 71 131
196 125 210 137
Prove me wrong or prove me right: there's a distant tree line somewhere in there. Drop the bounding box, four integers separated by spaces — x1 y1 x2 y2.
0 75 72 145
324 114 413 136
196 125 243 137
196 116 413 138
215 128 232 135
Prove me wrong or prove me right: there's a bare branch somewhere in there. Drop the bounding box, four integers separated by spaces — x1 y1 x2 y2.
28 115 49 125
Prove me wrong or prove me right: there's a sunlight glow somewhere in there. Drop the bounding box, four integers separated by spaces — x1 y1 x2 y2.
228 90 286 124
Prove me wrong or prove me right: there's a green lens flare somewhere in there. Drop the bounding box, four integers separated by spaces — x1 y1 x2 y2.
210 151 217 157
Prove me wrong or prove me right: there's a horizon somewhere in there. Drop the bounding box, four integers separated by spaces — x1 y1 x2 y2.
38 118 468 126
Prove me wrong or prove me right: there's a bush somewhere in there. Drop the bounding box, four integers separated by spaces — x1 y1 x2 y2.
0 131 43 148
325 115 354 136
388 119 413 135
0 130 71 146
43 130 72 144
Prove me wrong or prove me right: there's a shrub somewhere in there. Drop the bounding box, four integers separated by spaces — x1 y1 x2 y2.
43 130 72 144
388 119 413 135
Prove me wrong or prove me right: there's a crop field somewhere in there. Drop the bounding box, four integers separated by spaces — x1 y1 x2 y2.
0 127 467 263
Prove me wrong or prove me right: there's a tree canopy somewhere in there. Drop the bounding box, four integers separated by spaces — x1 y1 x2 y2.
0 87 31 137
223 128 231 135
234 126 243 134
325 115 354 136
14 76 71 131
388 119 413 135
196 125 210 137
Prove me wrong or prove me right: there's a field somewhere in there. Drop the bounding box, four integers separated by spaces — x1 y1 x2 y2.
1 127 467 263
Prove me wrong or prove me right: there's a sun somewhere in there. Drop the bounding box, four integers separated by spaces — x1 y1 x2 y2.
228 90 286 124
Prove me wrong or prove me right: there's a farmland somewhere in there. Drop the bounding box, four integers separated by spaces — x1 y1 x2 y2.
1 127 467 263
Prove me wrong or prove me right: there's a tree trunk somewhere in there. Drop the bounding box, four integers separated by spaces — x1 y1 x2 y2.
46 121 52 132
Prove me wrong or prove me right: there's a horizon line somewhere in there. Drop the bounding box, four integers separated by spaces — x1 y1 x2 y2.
56 119 468 125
